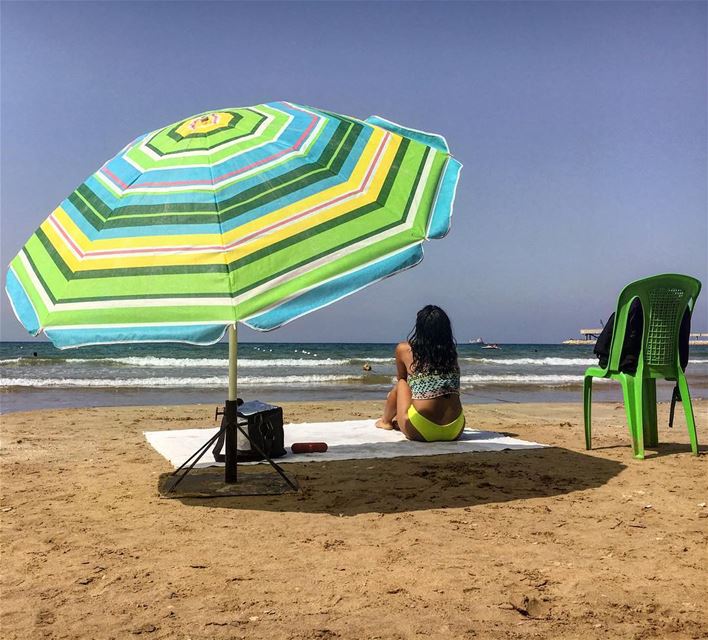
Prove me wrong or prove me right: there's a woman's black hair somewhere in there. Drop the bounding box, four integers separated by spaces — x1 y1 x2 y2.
407 305 458 373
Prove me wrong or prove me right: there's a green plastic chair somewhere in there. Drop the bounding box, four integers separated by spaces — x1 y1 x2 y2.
583 274 701 459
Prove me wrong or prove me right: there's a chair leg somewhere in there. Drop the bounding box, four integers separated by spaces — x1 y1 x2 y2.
642 378 658 448
677 373 699 456
669 385 679 428
619 375 641 459
631 375 645 460
583 376 593 450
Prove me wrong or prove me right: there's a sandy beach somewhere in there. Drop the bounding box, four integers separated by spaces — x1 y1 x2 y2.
1 400 706 639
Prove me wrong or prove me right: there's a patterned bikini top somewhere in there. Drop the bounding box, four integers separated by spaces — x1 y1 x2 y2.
408 367 460 400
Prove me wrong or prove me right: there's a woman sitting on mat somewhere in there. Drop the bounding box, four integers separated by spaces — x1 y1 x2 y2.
376 305 464 442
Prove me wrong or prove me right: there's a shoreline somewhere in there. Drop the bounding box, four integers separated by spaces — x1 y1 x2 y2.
3 341 707 415
2 400 706 639
2 383 706 415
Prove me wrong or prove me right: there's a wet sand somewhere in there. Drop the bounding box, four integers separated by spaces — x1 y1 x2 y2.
1 400 706 639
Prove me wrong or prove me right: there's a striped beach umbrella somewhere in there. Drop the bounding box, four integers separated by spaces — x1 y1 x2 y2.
6 102 461 395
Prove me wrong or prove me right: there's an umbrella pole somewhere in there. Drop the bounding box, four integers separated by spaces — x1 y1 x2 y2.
225 324 239 483
228 324 238 401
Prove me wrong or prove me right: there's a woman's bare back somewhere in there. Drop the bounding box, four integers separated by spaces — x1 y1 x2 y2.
396 341 462 425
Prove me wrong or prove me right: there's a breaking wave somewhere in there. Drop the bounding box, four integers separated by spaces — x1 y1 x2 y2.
0 374 360 389
462 357 597 366
459 374 587 387
0 356 352 368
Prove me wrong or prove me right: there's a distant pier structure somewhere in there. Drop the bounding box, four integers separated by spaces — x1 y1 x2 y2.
563 329 603 345
563 329 708 346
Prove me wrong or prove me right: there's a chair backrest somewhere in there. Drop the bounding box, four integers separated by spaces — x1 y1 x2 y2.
608 274 701 377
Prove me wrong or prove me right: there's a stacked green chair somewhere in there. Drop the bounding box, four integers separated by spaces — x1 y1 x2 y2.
583 274 701 459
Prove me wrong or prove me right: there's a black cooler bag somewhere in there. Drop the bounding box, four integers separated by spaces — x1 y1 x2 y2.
213 400 286 462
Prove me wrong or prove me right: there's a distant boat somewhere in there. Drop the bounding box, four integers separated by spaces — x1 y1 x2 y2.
468 338 485 344
481 344 501 350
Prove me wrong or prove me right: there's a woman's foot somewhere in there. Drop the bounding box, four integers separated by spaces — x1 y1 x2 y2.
375 419 399 431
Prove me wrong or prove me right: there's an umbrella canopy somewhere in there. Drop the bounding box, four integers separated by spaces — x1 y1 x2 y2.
5 102 461 348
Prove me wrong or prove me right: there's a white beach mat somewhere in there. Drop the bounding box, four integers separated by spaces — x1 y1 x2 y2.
144 420 546 468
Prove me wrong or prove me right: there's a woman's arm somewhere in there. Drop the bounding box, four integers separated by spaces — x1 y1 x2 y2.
395 342 411 380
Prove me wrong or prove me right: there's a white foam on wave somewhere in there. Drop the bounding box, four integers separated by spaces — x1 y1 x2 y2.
244 357 351 367
1 354 398 368
106 356 351 368
0 374 360 389
460 374 589 386
65 357 229 367
1 356 353 368
463 357 597 366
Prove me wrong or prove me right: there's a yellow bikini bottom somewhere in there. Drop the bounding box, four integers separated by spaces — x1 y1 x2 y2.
407 405 465 442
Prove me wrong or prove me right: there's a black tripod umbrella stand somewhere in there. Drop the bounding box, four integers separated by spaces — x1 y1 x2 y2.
159 326 298 498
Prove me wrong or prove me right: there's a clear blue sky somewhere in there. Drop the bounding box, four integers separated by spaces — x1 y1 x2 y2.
1 0 706 343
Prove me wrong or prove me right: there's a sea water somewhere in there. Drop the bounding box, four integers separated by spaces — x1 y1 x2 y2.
1 341 706 414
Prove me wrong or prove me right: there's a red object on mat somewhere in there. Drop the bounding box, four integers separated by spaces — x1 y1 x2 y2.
291 442 328 454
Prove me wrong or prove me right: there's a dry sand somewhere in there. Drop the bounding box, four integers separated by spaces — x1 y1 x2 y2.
1 400 706 640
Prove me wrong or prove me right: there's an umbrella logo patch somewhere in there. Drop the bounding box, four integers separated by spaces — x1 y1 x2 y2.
175 112 234 137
